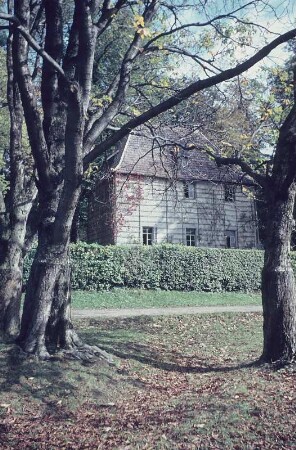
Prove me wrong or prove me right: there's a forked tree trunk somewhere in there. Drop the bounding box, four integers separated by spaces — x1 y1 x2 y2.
18 198 112 362
261 188 296 363
17 244 67 357
17 171 82 357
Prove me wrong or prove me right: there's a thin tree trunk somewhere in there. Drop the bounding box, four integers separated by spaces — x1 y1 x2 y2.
0 19 35 340
0 191 36 339
0 248 23 339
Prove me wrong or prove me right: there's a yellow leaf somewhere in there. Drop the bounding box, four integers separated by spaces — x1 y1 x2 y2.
134 14 145 28
137 27 151 38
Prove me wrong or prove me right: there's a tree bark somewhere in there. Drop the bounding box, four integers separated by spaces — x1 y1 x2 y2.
45 250 79 351
16 227 72 358
261 188 296 363
260 106 296 364
0 243 24 339
0 18 35 340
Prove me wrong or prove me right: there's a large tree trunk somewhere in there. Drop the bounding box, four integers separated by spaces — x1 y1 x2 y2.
260 105 296 364
17 190 112 362
16 190 74 358
17 241 70 358
261 188 296 363
45 252 83 352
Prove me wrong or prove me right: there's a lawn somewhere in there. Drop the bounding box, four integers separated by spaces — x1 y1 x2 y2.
72 289 261 309
0 313 295 449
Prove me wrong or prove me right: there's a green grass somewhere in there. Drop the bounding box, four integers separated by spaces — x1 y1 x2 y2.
72 288 261 309
0 313 295 449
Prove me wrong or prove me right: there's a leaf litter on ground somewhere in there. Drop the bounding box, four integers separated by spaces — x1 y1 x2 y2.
0 313 295 449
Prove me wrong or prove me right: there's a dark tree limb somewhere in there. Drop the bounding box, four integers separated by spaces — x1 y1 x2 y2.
0 12 66 78
84 26 296 167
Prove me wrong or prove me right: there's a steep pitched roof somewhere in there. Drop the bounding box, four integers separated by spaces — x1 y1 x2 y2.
107 127 251 184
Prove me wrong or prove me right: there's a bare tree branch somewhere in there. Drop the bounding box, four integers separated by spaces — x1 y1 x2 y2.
83 0 159 153
142 1 259 51
84 26 296 167
0 12 66 79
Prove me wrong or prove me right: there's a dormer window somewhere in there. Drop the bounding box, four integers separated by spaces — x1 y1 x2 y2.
184 182 195 199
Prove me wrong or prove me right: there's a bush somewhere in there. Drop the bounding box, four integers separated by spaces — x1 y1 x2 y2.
24 243 266 292
24 244 296 292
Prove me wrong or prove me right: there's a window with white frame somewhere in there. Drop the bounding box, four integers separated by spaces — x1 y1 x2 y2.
142 227 156 245
184 181 195 199
225 230 236 248
224 184 236 202
186 228 196 246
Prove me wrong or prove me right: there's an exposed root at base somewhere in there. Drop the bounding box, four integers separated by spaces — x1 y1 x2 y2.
259 355 296 371
14 344 51 361
60 344 114 365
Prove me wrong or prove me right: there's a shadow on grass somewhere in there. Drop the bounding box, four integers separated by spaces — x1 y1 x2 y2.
0 341 117 410
79 318 259 376
98 341 257 374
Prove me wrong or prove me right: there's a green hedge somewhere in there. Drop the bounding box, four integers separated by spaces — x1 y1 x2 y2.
24 243 267 292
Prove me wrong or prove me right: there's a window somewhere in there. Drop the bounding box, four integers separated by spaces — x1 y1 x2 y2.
184 182 195 199
186 228 196 246
142 227 156 245
225 230 236 248
224 184 236 202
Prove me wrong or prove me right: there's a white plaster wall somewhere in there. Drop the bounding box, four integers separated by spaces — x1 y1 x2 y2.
114 175 258 248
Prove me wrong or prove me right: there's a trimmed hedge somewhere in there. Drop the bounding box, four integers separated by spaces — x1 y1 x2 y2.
25 243 296 292
70 243 265 291
25 243 266 292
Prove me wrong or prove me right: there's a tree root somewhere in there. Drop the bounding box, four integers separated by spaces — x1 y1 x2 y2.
60 343 114 365
259 354 296 371
15 342 51 361
58 329 114 364
14 329 114 364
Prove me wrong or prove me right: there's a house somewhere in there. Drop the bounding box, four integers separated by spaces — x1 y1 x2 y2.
87 127 259 249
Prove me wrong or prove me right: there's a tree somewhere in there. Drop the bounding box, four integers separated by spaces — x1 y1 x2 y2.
0 33 35 339
0 0 295 361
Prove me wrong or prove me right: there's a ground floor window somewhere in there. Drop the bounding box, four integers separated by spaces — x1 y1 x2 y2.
143 226 156 245
225 230 236 248
186 228 196 246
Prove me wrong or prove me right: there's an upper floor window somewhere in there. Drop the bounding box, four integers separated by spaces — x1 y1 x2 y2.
186 228 196 246
184 182 195 199
224 184 236 202
143 226 156 245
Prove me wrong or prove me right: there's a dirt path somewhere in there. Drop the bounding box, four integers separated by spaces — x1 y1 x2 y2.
72 304 262 319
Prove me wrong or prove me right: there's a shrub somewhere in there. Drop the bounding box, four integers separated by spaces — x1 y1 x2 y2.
23 243 266 292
